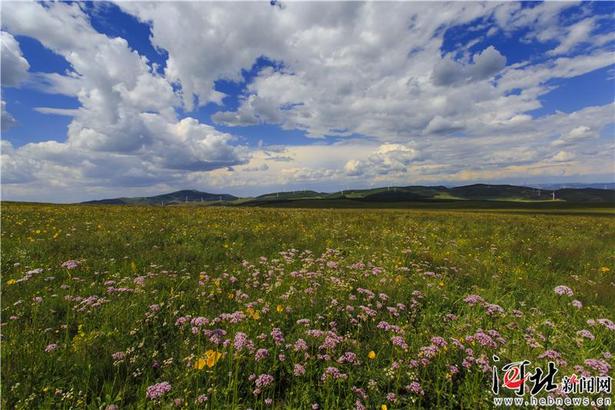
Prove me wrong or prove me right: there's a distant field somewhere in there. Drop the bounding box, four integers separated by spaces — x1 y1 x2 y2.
2 203 614 408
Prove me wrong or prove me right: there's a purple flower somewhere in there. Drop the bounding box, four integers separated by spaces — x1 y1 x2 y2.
337 351 358 364
146 382 172 400
554 285 574 296
485 303 505 316
391 336 408 350
464 294 484 306
255 348 269 361
61 260 80 270
577 329 595 340
406 381 424 395
271 328 285 345
265 398 273 406
386 392 397 403
571 300 583 309
234 332 254 351
321 366 347 381
255 374 274 388
294 338 308 352
597 318 615 331
584 359 611 376
196 394 208 404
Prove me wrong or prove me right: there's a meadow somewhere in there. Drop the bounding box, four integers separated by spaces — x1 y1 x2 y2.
1 203 614 409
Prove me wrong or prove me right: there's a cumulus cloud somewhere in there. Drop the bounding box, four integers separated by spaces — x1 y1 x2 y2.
1 2 613 201
432 46 506 86
1 31 29 87
1 100 17 131
1 2 247 192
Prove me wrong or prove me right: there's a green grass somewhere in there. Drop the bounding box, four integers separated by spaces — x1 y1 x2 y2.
2 203 614 409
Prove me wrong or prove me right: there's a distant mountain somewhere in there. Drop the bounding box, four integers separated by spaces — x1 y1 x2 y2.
81 184 615 206
82 190 237 205
530 182 615 190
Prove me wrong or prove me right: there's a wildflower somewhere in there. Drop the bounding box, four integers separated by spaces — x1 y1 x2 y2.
577 329 595 340
45 343 59 353
61 260 80 270
294 338 308 352
265 398 273 406
368 350 376 360
391 336 408 350
146 382 172 400
6 279 16 286
464 294 484 305
381 405 388 410
271 328 285 345
112 351 126 361
196 395 208 404
485 303 505 316
538 350 567 366
294 363 306 376
234 332 254 351
255 348 269 361
597 318 615 331
406 381 424 396
584 359 611 376
554 285 574 297
194 350 222 369
276 304 284 313
321 366 348 381
571 300 583 309
254 374 274 389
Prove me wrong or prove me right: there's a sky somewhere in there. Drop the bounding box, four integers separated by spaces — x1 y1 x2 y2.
1 1 614 203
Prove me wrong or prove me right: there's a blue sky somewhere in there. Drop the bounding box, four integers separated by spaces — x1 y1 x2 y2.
1 1 614 202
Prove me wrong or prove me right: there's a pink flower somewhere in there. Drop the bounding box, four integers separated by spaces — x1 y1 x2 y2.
464 294 484 305
406 381 424 395
391 336 408 350
45 343 58 353
584 359 611 376
571 300 583 309
293 364 306 376
61 260 80 270
577 329 595 340
255 348 269 361
554 285 574 296
112 351 126 361
146 382 172 400
321 366 347 381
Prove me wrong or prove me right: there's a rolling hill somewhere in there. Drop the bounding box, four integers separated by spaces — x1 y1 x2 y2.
81 184 615 206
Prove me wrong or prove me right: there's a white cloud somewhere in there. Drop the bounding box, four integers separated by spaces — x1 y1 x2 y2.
1 2 247 193
1 2 613 202
1 100 17 131
1 31 29 87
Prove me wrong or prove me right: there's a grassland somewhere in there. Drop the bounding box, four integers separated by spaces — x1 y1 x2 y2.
1 203 614 409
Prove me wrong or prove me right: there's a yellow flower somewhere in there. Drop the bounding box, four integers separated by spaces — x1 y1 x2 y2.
600 266 610 273
246 307 261 320
381 405 388 410
438 280 445 287
276 305 284 313
6 279 16 286
193 357 207 370
194 350 222 369
368 351 376 360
